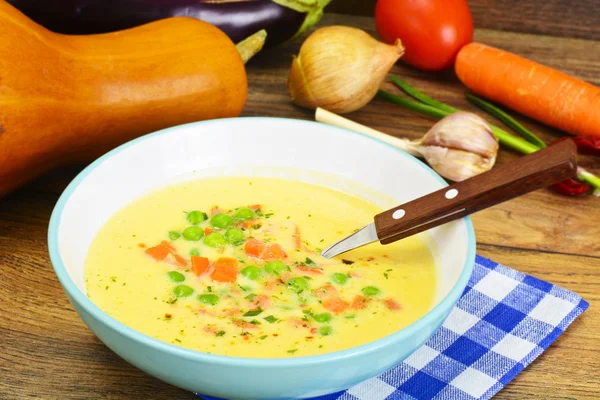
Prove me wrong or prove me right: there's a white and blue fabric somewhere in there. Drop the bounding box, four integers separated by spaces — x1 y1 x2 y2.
199 255 589 400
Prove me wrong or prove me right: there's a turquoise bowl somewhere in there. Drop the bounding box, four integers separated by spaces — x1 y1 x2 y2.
48 118 475 399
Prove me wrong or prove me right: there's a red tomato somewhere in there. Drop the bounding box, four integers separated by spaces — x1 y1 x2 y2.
375 0 473 71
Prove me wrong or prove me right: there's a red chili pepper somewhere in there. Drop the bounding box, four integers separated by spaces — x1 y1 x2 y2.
572 135 600 157
549 178 591 196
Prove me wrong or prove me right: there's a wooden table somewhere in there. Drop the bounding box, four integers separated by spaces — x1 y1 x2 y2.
1 4 599 400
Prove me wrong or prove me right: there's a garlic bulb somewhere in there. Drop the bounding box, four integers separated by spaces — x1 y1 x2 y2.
418 112 499 181
287 26 404 114
315 108 499 182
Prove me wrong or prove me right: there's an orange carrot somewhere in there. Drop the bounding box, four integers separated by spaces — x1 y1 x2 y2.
351 295 370 310
145 241 173 261
244 238 287 261
191 256 210 276
296 265 323 275
383 298 402 311
204 227 213 236
293 225 302 250
244 238 266 259
262 243 287 260
323 296 350 314
211 257 238 283
456 42 600 137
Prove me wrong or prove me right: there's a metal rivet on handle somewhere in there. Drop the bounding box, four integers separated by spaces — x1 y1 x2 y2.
445 189 459 199
392 209 406 220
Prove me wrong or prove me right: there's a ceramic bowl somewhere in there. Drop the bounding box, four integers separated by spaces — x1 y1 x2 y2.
48 117 475 400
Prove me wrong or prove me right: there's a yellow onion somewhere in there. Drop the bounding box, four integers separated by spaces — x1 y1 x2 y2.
288 26 404 114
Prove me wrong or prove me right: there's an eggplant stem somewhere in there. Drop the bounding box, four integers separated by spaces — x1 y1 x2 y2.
236 30 267 64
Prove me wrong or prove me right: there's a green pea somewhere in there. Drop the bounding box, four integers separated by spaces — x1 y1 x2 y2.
331 272 348 285
197 294 219 305
210 213 234 229
173 285 194 297
264 261 288 275
287 277 309 293
168 231 181 240
186 210 207 225
203 232 227 248
362 286 381 297
182 226 204 241
319 326 333 336
313 313 333 323
190 248 200 257
167 271 185 282
225 228 245 245
234 207 255 221
241 266 261 280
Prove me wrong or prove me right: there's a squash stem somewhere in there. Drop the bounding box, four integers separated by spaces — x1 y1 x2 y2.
236 30 267 64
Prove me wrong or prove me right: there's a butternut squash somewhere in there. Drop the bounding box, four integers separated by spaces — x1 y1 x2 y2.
0 1 262 198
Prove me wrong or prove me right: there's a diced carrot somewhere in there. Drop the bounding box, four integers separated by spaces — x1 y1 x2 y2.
210 206 224 216
172 254 188 268
245 238 266 259
351 295 370 310
248 204 262 211
289 318 315 330
293 225 302 250
211 257 238 283
384 298 402 311
204 227 213 235
191 256 210 276
241 219 259 229
323 296 350 314
262 243 287 260
296 265 323 275
203 325 219 334
252 295 271 309
145 241 173 261
233 320 259 330
222 308 242 317
314 284 338 299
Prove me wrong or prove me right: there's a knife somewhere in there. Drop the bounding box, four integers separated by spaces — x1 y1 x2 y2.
321 139 578 259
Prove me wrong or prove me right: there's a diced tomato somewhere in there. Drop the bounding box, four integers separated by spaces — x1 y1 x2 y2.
191 256 210 276
211 257 238 283
351 295 370 310
323 296 350 314
296 265 323 275
384 298 402 311
314 284 338 299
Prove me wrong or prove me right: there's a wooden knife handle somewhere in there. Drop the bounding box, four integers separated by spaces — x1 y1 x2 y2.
374 139 578 245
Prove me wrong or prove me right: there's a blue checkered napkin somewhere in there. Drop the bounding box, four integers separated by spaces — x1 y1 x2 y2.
199 255 589 400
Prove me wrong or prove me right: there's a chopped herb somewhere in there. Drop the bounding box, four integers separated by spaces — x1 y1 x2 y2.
166 297 178 304
122 282 126 286
105 286 109 290
320 239 324 243
243 308 263 317
174 338 181 343
264 315 278 323
245 293 257 300
308 214 312 217
250 320 262 325
252 224 262 230
216 331 226 337
239 285 251 292
383 272 389 280
345 314 356 319
287 349 298 354
342 259 354 265
319 345 323 348
286 216 290 219
259 335 268 340
110 276 117 282
238 259 246 264
265 213 274 218
303 275 313 280
207 286 213 293
304 257 317 266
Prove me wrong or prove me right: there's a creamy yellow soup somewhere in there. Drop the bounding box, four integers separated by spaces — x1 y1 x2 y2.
85 177 437 358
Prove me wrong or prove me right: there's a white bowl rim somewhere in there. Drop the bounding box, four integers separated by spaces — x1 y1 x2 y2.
48 117 476 368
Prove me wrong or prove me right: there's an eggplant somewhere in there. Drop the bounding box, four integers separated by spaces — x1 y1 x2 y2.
6 0 331 46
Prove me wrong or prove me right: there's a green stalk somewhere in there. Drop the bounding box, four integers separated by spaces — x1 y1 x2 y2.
466 94 547 149
377 89 539 154
389 75 458 113
577 169 600 197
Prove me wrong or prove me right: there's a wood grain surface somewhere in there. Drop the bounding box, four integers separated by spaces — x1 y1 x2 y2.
1 11 599 400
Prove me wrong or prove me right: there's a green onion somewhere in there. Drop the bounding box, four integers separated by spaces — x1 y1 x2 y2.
243 308 263 317
466 94 547 148
264 315 278 323
389 75 458 113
